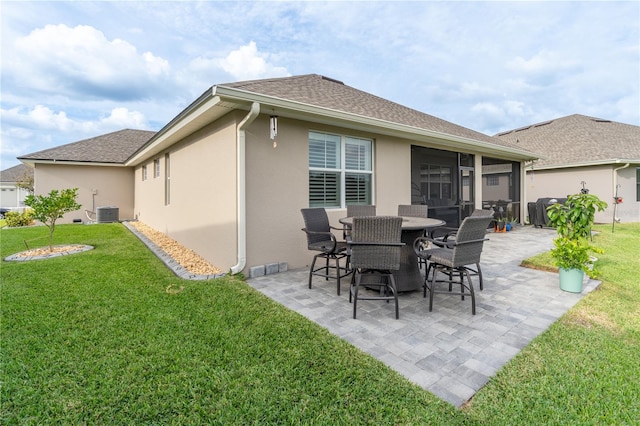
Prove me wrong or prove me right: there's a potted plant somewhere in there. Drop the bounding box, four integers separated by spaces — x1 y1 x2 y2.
495 216 507 233
546 193 607 292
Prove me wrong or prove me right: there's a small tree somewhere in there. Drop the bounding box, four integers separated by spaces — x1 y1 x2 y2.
24 188 82 251
16 171 34 194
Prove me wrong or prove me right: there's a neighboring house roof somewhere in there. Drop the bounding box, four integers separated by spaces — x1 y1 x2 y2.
495 114 640 170
18 129 156 165
129 74 537 164
0 163 33 183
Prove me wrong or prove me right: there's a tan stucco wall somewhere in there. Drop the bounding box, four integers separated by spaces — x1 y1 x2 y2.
245 115 310 270
244 120 415 272
34 163 134 223
616 166 640 222
134 112 240 271
132 112 531 274
525 164 640 223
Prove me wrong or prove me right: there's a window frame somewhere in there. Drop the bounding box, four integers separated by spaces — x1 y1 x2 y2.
308 130 374 209
142 165 148 181
164 153 171 206
153 158 160 178
486 175 500 186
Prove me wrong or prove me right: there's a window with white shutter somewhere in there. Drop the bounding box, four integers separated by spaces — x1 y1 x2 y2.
308 131 373 208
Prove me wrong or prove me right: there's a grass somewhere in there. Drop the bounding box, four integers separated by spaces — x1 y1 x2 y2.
468 223 640 424
1 223 639 424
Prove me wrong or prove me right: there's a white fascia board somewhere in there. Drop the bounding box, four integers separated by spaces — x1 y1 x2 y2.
213 86 538 161
530 158 640 171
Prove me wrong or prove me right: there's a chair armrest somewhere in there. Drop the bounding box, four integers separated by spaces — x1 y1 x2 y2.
449 237 489 246
302 228 340 252
301 228 336 239
429 227 459 239
414 236 456 251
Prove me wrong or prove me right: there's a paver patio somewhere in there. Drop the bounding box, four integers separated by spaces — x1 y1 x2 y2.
247 225 600 407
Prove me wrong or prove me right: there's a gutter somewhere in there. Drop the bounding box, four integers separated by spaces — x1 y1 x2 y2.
230 102 260 274
529 158 637 171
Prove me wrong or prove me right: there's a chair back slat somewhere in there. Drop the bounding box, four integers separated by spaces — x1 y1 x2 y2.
350 216 402 270
398 204 428 218
300 208 331 246
470 209 494 217
347 205 376 217
451 216 493 266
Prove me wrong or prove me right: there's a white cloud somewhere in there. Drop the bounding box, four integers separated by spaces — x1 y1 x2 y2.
10 24 170 101
2 105 73 131
506 50 579 74
1 105 150 166
218 41 290 81
2 105 149 134
92 107 148 130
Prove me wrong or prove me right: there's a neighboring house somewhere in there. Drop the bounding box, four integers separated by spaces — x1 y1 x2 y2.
495 114 640 224
0 163 33 214
19 74 537 275
18 129 156 222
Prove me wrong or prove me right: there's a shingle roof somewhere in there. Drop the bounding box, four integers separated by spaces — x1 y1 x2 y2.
0 163 33 183
495 114 640 169
221 74 526 151
18 129 156 164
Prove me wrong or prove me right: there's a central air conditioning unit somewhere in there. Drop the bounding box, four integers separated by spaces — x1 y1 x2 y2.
96 206 119 223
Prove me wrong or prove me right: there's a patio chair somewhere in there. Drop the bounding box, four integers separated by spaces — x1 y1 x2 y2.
414 215 493 315
398 204 429 268
426 209 494 289
301 208 351 295
348 216 404 319
343 204 376 238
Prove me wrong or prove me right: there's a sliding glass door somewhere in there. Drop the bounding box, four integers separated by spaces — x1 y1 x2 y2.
411 146 475 227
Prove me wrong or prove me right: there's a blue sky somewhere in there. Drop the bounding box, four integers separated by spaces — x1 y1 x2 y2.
1 1 638 169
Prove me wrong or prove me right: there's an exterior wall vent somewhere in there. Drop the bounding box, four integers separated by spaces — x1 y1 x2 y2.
96 206 119 223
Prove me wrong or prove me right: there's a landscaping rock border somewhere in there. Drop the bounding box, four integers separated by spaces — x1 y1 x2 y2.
4 244 94 262
123 221 225 280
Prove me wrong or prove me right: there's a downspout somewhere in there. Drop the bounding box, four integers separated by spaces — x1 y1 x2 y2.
612 162 630 222
231 102 260 274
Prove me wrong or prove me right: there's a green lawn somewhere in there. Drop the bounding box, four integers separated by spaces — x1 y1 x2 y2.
1 223 639 424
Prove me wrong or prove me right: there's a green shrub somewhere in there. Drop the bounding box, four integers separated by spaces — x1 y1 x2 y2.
4 210 34 227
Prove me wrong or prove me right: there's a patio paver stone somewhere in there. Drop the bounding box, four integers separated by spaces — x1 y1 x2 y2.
247 226 600 407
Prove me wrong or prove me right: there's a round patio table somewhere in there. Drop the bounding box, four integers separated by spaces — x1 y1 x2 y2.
340 216 445 292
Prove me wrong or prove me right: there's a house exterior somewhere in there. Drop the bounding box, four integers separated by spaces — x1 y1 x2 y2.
19 74 537 275
495 114 640 224
0 163 33 213
18 129 156 222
